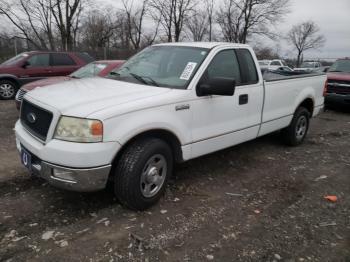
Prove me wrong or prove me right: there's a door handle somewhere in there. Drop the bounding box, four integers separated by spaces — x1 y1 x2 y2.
239 94 248 105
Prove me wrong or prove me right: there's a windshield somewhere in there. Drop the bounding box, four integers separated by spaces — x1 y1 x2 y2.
1 53 29 66
109 46 209 89
71 62 108 78
328 60 350 73
300 62 316 68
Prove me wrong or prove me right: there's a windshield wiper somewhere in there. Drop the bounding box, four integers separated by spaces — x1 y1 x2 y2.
130 73 159 87
129 73 148 85
142 76 159 87
109 71 120 76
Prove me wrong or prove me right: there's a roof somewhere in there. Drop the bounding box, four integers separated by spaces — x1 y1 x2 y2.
154 42 249 49
23 51 87 54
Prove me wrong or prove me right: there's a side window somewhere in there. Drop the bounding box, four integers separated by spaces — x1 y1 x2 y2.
27 54 50 67
236 49 258 85
205 50 241 84
51 53 76 66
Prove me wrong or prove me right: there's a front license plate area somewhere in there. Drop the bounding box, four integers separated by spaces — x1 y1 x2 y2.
21 147 32 171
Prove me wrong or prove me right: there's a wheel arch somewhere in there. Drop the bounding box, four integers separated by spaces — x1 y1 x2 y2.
297 97 314 116
0 75 20 87
112 128 184 168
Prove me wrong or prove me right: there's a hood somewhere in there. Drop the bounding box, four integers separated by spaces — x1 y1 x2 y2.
23 76 70 91
327 72 350 82
26 77 172 118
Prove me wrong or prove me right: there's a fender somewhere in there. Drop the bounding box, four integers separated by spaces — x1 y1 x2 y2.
293 86 315 114
102 104 192 147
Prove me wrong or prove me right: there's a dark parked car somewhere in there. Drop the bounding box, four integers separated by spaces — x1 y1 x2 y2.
326 58 350 106
15 60 125 110
0 51 94 99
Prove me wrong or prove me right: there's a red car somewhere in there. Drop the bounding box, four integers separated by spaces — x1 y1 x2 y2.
326 58 350 106
15 60 125 110
0 51 94 100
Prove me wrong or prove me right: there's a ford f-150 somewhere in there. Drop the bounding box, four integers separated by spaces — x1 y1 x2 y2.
15 42 326 210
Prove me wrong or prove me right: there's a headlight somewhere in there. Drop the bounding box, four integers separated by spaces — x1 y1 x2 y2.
54 116 103 143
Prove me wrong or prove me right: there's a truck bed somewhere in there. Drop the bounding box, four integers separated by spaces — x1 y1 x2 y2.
263 71 325 82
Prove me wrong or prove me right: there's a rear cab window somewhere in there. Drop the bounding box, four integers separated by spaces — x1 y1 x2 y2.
235 49 259 85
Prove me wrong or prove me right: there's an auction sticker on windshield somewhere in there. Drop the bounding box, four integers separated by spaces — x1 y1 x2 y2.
180 62 197 80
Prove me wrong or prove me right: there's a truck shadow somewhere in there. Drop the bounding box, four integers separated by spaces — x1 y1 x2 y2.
0 131 285 233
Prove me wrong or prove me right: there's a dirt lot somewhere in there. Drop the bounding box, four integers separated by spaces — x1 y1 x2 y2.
0 100 349 262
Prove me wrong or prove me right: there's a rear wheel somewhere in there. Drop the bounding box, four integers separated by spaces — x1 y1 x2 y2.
281 107 310 146
114 138 173 210
0 80 17 100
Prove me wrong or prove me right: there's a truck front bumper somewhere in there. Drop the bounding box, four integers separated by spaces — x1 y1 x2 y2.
325 93 350 106
27 158 111 192
15 120 120 192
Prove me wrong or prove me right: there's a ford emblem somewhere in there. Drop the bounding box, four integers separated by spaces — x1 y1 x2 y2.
27 113 37 124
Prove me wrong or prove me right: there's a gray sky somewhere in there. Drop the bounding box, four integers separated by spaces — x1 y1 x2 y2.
108 0 350 59
1 0 349 59
279 0 350 59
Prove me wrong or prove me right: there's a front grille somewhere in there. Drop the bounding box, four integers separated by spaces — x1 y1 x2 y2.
16 89 27 102
20 100 53 141
327 80 350 95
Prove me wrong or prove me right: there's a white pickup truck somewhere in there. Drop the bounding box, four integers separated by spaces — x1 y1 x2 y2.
15 42 326 210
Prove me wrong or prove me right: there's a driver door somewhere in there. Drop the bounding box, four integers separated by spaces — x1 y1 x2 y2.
190 48 263 158
19 53 51 84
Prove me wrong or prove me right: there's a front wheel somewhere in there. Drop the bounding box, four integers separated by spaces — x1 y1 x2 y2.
114 138 173 210
0 80 17 100
281 107 310 146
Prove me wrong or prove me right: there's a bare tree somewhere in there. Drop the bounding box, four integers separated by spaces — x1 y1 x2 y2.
110 11 131 49
121 0 148 50
0 0 56 50
0 0 90 51
217 0 290 44
149 0 196 42
81 9 115 52
50 0 86 51
287 21 326 67
205 0 214 41
186 10 208 41
253 45 279 60
149 0 172 42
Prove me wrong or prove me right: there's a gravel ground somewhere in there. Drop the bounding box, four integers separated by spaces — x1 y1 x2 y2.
0 100 349 262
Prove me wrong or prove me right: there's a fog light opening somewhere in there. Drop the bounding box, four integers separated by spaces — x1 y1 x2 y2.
52 168 76 182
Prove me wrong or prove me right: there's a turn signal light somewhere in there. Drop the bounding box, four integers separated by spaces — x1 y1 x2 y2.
91 121 103 136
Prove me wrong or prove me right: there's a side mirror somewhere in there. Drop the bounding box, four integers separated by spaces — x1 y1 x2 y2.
22 61 30 68
323 67 329 73
197 77 236 97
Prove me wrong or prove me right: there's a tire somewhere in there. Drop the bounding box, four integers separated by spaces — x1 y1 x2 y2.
0 80 18 100
114 138 173 210
281 107 310 146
